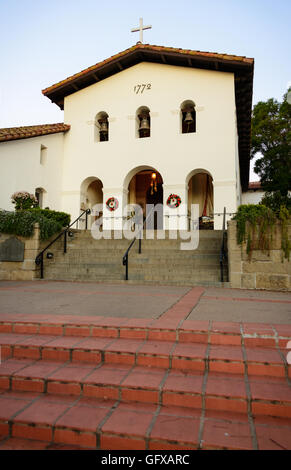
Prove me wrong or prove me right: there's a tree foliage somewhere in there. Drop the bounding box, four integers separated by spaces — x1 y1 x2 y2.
251 89 291 196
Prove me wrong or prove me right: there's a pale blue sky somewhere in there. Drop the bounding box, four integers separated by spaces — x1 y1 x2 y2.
0 0 290 179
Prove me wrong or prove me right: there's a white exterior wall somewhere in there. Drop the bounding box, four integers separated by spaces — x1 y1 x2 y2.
0 133 64 211
242 190 265 205
235 121 242 207
62 62 239 229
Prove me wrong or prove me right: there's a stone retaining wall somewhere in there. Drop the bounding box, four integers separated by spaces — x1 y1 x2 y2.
228 219 291 291
0 224 40 281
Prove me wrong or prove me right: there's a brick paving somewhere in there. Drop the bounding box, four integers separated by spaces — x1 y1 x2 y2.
0 281 290 450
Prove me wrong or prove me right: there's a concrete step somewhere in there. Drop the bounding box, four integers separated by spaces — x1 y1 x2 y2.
37 229 227 286
44 254 222 264
43 264 223 274
38 276 229 287
44 249 222 256
41 273 225 284
72 229 224 239
42 237 222 249
54 245 222 253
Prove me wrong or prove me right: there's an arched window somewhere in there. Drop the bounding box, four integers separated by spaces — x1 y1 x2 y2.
181 100 196 134
80 177 103 230
136 106 150 138
95 112 109 142
35 187 46 208
40 145 47 165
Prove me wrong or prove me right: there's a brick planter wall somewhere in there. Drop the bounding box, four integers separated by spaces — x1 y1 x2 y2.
228 219 291 291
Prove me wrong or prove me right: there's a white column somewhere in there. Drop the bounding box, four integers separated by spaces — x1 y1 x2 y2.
61 190 81 227
163 184 189 231
213 180 237 230
102 187 128 234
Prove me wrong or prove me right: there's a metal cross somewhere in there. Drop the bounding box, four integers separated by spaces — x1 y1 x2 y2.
131 18 152 43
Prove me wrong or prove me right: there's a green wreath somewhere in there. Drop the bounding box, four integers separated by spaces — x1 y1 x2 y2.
106 197 119 211
166 194 182 208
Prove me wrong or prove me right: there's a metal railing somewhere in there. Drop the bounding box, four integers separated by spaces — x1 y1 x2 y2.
35 208 91 279
122 207 155 281
219 207 229 282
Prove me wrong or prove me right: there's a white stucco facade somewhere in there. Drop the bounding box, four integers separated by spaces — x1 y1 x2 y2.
0 133 64 212
0 59 246 231
242 189 265 205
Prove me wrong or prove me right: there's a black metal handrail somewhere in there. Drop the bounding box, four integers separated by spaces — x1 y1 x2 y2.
122 207 155 280
35 208 91 279
220 207 228 282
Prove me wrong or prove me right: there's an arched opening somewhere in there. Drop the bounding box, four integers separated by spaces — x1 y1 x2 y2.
136 106 150 138
95 111 109 142
125 166 163 229
35 187 46 209
181 100 196 134
187 170 214 230
80 177 103 229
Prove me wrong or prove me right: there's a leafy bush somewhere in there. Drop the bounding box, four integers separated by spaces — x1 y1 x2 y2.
234 205 276 258
233 204 290 260
27 208 70 227
279 205 291 261
0 210 63 240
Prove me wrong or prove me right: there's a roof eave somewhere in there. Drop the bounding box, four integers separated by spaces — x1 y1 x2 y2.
0 124 70 143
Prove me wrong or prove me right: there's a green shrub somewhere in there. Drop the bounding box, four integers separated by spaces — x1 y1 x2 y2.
27 208 70 227
233 204 290 260
0 210 63 240
279 205 291 261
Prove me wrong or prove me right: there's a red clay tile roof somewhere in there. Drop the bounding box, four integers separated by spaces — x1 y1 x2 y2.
0 123 70 142
42 43 254 97
248 181 262 190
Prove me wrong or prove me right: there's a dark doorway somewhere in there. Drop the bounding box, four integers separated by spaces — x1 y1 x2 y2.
146 183 163 229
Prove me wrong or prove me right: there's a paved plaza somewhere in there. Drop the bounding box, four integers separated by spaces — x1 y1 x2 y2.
0 280 290 324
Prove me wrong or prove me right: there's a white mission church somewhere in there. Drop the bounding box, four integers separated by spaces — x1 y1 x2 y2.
0 26 254 234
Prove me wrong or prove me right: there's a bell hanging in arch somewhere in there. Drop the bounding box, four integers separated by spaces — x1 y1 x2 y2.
139 116 150 130
138 115 150 138
99 120 108 141
184 112 194 122
99 121 108 133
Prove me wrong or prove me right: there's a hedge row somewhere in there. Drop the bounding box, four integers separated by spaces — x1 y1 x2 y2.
0 209 71 240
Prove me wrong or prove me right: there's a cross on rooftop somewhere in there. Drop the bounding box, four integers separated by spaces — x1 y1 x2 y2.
131 18 152 43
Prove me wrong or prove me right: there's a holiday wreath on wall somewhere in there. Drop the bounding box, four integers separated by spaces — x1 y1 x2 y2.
106 197 119 211
166 194 182 208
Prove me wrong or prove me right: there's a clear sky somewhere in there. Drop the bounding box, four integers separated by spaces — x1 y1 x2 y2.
0 0 290 179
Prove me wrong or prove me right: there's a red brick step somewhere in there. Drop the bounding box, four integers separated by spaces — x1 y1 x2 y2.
0 332 289 377
1 315 291 348
0 317 291 450
0 390 291 450
0 358 290 419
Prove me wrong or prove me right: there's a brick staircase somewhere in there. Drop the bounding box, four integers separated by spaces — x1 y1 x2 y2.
0 308 291 450
38 230 228 286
